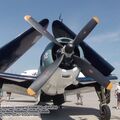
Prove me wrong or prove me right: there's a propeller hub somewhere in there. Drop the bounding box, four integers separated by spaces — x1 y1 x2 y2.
65 44 74 54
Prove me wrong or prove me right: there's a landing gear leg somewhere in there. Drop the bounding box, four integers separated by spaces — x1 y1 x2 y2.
95 83 111 120
53 94 65 109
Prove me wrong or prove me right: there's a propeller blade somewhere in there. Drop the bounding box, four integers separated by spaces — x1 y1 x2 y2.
27 54 64 96
72 16 99 46
73 55 112 90
24 15 63 47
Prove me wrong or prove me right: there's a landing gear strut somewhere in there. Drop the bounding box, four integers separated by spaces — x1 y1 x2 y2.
95 83 111 120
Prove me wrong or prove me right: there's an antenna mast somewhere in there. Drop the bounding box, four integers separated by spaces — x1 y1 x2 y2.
59 13 63 22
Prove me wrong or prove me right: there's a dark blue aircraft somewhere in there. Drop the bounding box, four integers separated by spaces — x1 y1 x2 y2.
0 15 118 120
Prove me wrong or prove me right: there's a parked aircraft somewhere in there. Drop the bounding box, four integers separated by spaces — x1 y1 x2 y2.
0 15 117 120
21 69 38 76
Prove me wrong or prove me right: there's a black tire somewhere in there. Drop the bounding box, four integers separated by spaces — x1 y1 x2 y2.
100 105 111 120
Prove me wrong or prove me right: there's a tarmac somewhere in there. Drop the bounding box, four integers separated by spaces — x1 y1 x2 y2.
0 84 120 120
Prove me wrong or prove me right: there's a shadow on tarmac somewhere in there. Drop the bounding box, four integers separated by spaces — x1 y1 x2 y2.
5 100 36 103
41 105 100 120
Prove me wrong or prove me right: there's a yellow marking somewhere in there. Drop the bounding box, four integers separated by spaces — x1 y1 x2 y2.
24 15 31 21
106 82 113 90
93 16 100 23
27 88 36 96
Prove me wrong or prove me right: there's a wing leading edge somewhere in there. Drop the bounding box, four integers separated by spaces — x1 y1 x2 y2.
0 72 117 85
77 75 118 84
0 72 36 82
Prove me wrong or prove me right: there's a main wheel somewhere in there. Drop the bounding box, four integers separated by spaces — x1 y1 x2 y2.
100 105 111 120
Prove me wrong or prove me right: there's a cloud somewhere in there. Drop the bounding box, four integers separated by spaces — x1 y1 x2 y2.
112 61 120 67
88 31 120 43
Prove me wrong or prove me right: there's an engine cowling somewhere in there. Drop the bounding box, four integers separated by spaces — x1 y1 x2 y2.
39 37 84 95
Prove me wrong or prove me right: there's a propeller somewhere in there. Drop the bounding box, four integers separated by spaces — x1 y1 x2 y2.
65 17 99 54
27 54 64 96
24 15 112 96
24 15 63 47
73 17 99 46
73 55 112 90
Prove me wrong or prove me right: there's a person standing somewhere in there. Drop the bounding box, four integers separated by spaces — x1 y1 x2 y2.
76 93 83 105
6 92 11 101
115 82 120 109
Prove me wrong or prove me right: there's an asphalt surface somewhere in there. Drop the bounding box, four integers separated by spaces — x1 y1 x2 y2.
0 84 120 120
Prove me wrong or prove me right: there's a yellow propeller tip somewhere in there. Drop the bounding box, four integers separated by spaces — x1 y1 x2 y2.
93 16 100 23
27 88 36 96
107 82 113 90
24 15 31 21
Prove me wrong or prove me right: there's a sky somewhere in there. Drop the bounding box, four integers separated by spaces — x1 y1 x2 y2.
0 0 120 79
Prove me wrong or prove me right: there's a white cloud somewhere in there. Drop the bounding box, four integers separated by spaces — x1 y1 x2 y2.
88 31 120 43
112 61 120 67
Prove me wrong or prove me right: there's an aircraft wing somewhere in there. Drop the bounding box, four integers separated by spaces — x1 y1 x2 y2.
52 20 114 76
0 72 117 95
76 75 118 84
0 72 117 85
0 72 37 95
0 72 36 82
0 19 49 72
64 75 118 95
